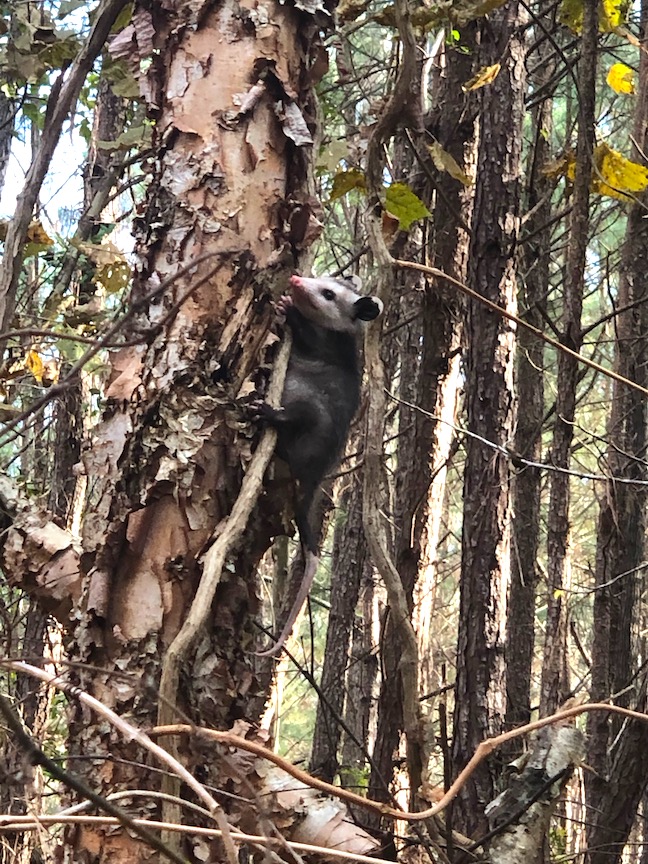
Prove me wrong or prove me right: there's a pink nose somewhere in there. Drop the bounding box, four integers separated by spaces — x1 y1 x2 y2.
290 275 303 287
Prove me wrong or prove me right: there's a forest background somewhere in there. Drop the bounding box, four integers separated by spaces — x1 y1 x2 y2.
0 0 647 862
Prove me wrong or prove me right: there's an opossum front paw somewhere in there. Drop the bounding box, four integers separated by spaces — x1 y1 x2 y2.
274 294 293 319
249 400 285 423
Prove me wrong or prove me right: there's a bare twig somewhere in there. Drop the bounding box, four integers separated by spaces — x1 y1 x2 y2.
0 253 227 447
0 815 383 864
394 258 648 400
2 667 643 828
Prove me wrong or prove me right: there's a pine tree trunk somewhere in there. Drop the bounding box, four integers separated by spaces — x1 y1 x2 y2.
504 15 554 743
585 2 648 857
451 5 525 836
540 0 597 718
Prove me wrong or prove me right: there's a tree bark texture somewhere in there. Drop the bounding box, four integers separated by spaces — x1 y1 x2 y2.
310 464 368 783
451 5 525 837
0 91 14 196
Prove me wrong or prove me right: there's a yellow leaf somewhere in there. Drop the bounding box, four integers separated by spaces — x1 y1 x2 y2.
428 141 472 186
606 62 635 94
25 349 44 384
462 63 501 92
559 0 629 32
592 142 648 200
545 144 648 201
600 0 628 29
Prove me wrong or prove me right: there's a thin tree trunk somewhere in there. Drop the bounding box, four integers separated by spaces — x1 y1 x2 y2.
539 0 597 718
451 5 525 836
310 466 367 782
0 92 14 196
585 2 648 857
504 16 554 743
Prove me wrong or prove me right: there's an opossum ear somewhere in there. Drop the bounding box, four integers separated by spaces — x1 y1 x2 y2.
343 274 363 291
353 295 383 321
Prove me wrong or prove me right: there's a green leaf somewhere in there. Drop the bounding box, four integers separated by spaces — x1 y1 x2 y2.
383 183 431 230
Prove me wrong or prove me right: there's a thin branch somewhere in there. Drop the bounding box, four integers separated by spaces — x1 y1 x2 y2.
0 252 228 447
151 701 648 823
394 258 648 400
387 389 648 486
2 662 221 816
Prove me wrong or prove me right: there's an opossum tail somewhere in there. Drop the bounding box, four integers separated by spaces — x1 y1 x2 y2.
255 481 320 657
254 549 319 658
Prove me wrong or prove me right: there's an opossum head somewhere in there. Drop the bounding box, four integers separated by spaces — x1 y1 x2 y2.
289 274 383 334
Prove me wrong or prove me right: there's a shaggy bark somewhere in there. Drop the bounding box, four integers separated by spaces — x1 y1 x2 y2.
2 3 332 861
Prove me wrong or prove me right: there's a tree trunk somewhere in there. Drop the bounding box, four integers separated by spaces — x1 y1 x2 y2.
585 1 648 857
310 464 367 782
451 5 525 836
504 13 554 744
539 0 597 718
0 92 14 195
2 4 330 861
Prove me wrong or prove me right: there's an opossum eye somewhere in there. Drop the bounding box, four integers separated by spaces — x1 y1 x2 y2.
322 288 336 301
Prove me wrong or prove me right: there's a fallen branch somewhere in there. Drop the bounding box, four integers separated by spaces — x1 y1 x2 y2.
0 815 381 864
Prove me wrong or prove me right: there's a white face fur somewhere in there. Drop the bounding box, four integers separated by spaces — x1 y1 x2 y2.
289 274 383 334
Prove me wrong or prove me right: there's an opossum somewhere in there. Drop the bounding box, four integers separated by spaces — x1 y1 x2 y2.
255 273 383 656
